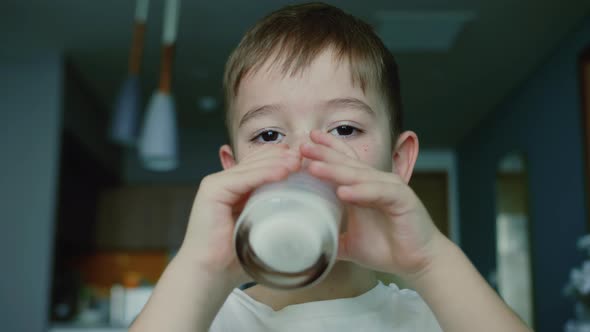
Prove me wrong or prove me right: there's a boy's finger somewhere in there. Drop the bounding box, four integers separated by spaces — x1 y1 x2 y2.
309 130 359 159
235 153 301 175
234 150 300 175
308 161 373 185
206 162 298 205
336 181 407 210
300 142 362 167
239 144 294 164
237 147 300 169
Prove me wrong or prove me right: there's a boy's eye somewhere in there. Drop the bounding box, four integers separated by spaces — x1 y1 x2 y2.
329 125 360 137
252 130 284 143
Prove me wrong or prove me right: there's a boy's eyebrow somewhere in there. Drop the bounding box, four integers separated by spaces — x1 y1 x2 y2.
323 98 375 117
238 98 374 128
238 104 283 128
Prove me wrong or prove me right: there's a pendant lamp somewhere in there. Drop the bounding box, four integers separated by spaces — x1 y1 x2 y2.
110 0 150 147
138 0 181 171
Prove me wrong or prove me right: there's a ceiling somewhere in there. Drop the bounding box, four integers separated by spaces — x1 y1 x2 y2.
2 0 590 147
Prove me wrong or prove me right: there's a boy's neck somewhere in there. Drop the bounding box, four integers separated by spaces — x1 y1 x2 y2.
244 262 378 311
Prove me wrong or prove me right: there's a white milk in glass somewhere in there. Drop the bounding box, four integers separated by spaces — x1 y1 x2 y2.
233 172 342 289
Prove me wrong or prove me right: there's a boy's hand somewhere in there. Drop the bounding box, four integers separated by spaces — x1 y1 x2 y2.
179 144 301 285
301 130 444 282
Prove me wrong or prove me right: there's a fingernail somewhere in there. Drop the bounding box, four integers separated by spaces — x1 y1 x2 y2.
339 186 353 195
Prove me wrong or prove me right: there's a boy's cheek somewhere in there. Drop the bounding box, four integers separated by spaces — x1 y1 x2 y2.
232 142 264 163
232 137 391 170
350 138 392 171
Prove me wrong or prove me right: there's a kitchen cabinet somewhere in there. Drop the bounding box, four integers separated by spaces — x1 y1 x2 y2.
95 185 197 250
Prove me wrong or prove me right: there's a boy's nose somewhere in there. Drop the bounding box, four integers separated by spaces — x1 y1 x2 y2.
287 130 312 151
288 131 313 168
288 130 313 148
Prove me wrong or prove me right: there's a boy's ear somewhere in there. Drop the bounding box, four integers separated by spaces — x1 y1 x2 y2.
219 144 237 170
392 131 419 184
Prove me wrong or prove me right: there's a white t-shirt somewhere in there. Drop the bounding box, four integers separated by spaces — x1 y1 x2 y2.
209 281 442 332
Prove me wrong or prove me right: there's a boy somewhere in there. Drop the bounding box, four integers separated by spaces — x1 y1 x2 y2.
131 3 532 332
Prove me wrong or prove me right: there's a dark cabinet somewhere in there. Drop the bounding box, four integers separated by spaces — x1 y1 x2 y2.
96 185 196 250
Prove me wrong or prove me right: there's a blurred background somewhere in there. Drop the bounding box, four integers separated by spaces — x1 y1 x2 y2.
1 0 589 331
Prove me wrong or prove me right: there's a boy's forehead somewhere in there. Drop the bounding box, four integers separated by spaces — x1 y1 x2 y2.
242 50 348 88
232 49 382 117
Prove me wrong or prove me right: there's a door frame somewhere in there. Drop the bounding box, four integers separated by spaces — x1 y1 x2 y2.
580 46 590 230
415 149 460 245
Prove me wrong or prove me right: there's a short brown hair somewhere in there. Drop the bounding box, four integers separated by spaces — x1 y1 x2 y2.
223 2 403 142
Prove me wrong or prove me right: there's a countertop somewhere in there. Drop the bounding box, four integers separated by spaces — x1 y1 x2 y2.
49 324 127 332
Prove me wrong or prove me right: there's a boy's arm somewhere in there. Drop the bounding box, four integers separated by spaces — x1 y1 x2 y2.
129 249 235 332
409 235 532 332
129 146 301 332
300 131 532 332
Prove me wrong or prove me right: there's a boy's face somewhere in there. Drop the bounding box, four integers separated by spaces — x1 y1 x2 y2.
222 49 394 172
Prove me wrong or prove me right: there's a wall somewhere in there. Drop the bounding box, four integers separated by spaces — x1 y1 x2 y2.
457 17 590 331
62 61 122 176
124 123 227 184
0 52 63 332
